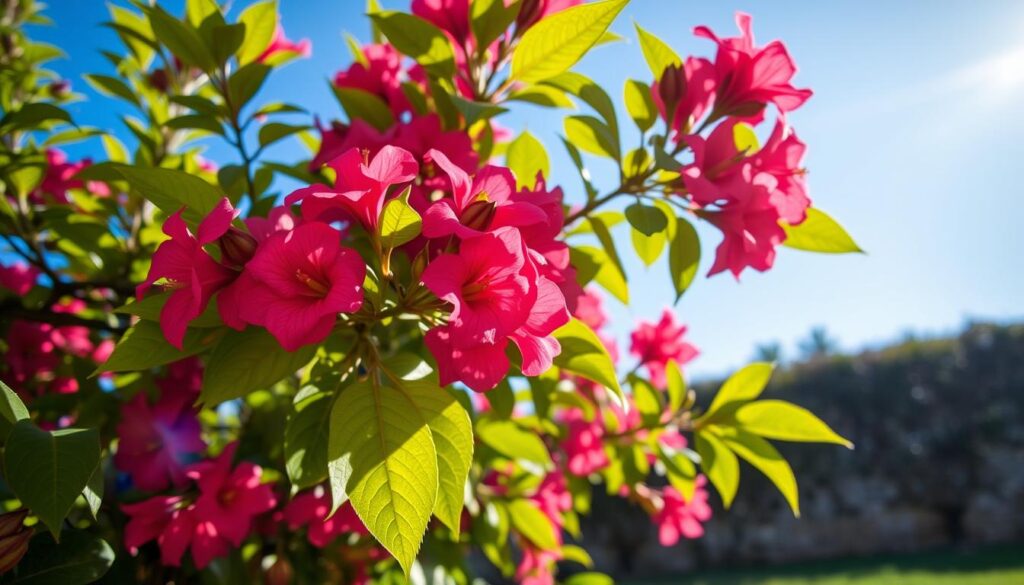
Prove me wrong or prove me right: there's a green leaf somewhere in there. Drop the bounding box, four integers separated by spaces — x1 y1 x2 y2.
625 202 667 236
624 79 656 132
634 22 681 78
285 390 332 488
658 443 697 500
114 292 222 328
398 379 473 537
3 422 100 538
476 420 550 466
508 85 575 109
733 122 760 154
84 74 139 106
0 379 29 441
564 572 615 585
165 114 224 134
451 96 508 126
695 430 739 508
470 0 520 50
552 318 624 406
0 103 71 133
100 321 218 373
186 0 220 26
510 0 629 83
508 500 558 550
379 188 422 249
82 463 104 520
327 380 438 575
109 164 225 227
331 86 396 132
783 208 864 254
258 122 309 149
665 359 686 411
570 245 627 304
543 72 617 135
717 427 800 516
702 362 775 421
236 0 277 65
735 400 853 448
146 5 216 71
211 23 246 64
200 328 316 405
631 377 662 427
668 215 700 302
506 130 549 189
11 530 114 584
228 62 272 113
564 115 618 159
370 11 455 77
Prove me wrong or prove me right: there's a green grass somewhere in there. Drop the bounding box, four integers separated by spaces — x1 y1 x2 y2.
623 546 1024 585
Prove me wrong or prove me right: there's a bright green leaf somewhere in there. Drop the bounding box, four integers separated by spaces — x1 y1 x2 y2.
0 379 29 440
379 188 422 249
327 381 437 575
146 5 216 72
665 359 686 412
735 400 853 448
370 11 455 77
718 427 801 516
506 131 549 189
668 215 700 302
508 500 558 550
783 208 864 254
476 420 550 466
624 79 656 131
564 115 619 159
695 430 739 508
634 22 681 78
470 0 520 50
236 0 277 65
331 86 396 132
84 74 139 106
552 318 624 406
702 362 775 421
510 0 628 83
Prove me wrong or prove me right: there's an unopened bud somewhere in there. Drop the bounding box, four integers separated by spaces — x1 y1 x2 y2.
148 68 169 93
516 0 544 31
48 79 70 98
0 510 30 574
658 65 687 117
460 200 497 232
219 227 259 268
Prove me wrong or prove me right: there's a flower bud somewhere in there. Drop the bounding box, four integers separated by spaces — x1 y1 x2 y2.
148 68 169 93
219 227 259 268
658 64 687 117
0 510 30 575
48 80 70 99
460 200 497 232
516 0 544 31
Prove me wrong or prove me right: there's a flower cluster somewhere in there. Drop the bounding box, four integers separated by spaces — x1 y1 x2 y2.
654 13 812 277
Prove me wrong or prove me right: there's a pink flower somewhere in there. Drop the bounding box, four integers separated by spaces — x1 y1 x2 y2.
309 119 389 172
653 476 713 546
630 309 699 388
0 262 40 295
136 198 237 349
256 24 311 65
32 149 110 204
573 288 609 331
421 150 548 240
515 471 572 585
695 12 812 118
3 321 60 395
749 118 810 224
705 170 787 278
411 0 471 46
561 408 609 476
422 228 568 391
122 443 277 569
114 383 205 491
245 206 298 243
219 223 365 351
283 486 368 547
287 146 418 231
651 57 717 137
334 43 409 115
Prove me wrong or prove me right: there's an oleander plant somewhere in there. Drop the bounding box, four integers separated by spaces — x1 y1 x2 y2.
0 0 863 582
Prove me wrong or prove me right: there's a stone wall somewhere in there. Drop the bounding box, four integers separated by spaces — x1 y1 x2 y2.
580 323 1024 579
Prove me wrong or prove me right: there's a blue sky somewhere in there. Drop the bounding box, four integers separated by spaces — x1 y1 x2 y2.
39 1 1024 379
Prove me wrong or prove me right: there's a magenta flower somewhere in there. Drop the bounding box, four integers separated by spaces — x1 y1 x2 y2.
572 288 609 331
0 262 40 295
750 118 810 224
421 149 548 240
695 12 812 117
629 309 699 388
256 24 311 65
114 387 205 492
561 408 609 476
411 0 471 46
121 442 277 569
32 149 110 204
705 171 787 277
136 198 237 349
286 145 418 231
283 486 368 547
219 223 365 351
422 228 569 391
333 43 409 115
653 476 713 545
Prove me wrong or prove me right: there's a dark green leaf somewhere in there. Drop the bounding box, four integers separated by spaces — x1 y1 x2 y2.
11 530 114 584
370 11 455 77
285 390 332 488
100 320 221 373
200 328 316 405
84 74 139 106
668 215 700 302
330 85 395 132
